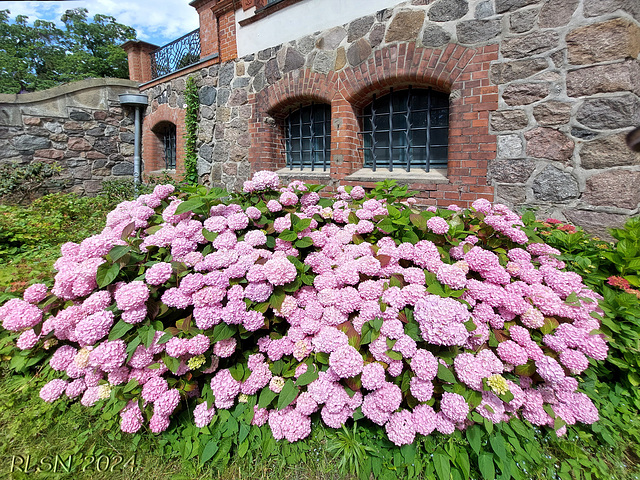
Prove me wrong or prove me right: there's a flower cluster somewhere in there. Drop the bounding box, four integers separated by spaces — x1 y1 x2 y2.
0 171 609 446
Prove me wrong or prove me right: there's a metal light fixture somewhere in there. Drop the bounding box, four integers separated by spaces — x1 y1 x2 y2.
118 93 149 196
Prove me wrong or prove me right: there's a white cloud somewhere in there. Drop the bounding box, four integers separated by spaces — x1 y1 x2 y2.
0 0 200 46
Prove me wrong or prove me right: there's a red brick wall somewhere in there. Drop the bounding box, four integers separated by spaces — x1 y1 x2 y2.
122 41 158 84
142 103 186 176
195 0 219 58
219 10 238 62
249 42 498 208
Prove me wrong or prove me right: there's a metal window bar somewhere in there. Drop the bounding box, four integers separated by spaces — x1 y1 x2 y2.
358 87 449 172
163 125 176 170
285 103 331 171
150 29 201 80
405 86 412 172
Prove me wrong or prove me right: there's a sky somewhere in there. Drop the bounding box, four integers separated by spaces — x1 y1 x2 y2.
0 0 200 47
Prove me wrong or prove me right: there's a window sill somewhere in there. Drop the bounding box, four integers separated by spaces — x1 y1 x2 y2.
276 167 331 182
345 168 449 185
149 169 177 175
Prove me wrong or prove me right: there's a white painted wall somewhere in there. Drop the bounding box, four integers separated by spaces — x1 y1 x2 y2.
236 0 405 57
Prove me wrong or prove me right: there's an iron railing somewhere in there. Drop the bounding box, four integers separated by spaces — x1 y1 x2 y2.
150 29 201 80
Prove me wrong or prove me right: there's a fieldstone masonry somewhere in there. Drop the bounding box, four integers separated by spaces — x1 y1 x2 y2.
138 0 639 237
0 78 139 196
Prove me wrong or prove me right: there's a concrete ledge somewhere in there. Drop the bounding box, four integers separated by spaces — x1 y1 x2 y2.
0 78 139 104
276 167 331 183
345 168 449 185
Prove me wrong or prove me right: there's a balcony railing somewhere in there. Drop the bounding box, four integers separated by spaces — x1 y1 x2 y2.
150 29 201 80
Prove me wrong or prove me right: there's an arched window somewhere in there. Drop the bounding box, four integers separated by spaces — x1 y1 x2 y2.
285 103 331 171
359 87 449 172
159 123 177 170
152 121 177 171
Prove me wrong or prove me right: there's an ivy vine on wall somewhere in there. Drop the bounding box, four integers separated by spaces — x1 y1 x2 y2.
184 76 199 186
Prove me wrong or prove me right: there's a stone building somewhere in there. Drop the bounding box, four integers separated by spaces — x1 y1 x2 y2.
123 0 640 235
0 78 140 196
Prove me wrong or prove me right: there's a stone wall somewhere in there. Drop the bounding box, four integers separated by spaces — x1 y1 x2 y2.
138 0 640 235
0 78 140 196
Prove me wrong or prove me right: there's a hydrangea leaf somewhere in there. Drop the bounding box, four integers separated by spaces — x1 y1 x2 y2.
433 450 450 480
108 320 135 341
478 453 495 480
437 363 457 384
96 262 120 288
258 386 277 409
277 379 297 410
296 367 319 386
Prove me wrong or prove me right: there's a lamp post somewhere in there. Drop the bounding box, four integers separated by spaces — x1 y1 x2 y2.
118 93 149 197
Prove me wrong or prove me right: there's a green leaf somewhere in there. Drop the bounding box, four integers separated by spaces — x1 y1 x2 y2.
489 434 507 463
478 453 495 480
270 288 286 311
277 379 298 410
108 320 135 341
202 228 218 242
229 363 245 382
296 367 319 386
96 262 120 288
514 361 536 377
258 387 278 409
427 281 445 296
437 363 457 384
455 448 470 479
540 317 560 335
278 230 298 242
295 237 313 248
200 440 219 465
386 350 403 361
433 451 450 480
123 379 139 393
401 443 416 465
175 197 205 215
409 213 427 230
466 425 482 455
293 218 312 233
212 323 236 343
108 245 131 262
141 326 156 349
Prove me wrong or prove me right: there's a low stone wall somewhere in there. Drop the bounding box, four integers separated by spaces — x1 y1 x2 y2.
0 78 140 196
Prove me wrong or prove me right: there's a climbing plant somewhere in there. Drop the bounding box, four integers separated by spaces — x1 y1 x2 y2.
184 76 199 186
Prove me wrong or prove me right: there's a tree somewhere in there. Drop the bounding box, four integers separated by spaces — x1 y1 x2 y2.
0 8 136 94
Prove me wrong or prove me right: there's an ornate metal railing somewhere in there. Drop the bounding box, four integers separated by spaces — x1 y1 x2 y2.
150 29 201 80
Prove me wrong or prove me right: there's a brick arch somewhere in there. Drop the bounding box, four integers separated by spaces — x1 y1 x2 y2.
142 103 186 175
251 70 339 172
256 69 339 117
333 42 499 207
338 43 477 108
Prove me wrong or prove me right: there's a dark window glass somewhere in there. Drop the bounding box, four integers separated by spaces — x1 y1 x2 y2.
359 87 449 172
162 124 176 170
285 103 331 171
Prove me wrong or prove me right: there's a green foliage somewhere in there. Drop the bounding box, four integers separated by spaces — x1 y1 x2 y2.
0 8 136 94
529 216 640 395
1 182 640 479
184 76 200 186
0 161 67 204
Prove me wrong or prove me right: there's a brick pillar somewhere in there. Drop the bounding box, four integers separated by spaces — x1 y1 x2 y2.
218 9 238 62
121 41 159 83
191 0 219 59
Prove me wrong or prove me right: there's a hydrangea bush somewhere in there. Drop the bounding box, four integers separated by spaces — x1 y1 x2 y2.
0 171 609 446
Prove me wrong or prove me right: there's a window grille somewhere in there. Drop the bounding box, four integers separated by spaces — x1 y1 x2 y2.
285 103 331 171
162 124 177 170
359 87 449 172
